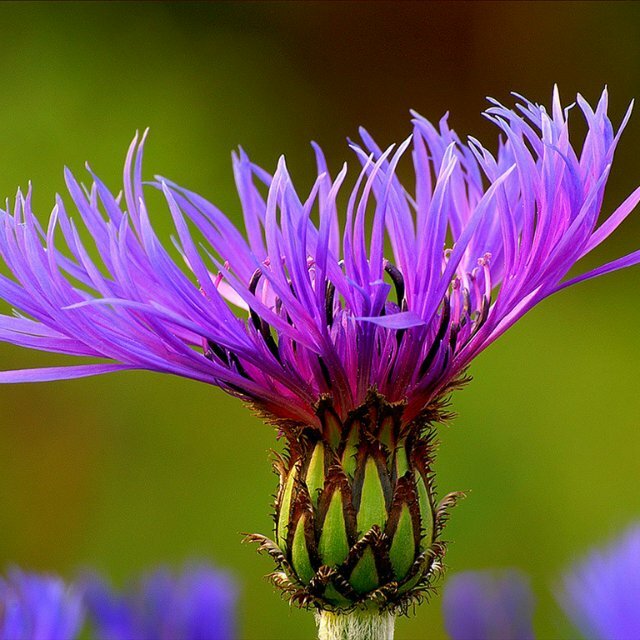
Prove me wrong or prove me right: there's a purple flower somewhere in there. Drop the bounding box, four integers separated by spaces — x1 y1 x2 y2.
81 564 238 640
0 88 637 428
558 525 640 640
442 570 535 640
443 527 640 639
2 88 639 612
0 568 83 640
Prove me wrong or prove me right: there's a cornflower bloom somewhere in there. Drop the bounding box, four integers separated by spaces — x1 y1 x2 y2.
0 564 237 640
440 525 640 640
558 524 640 640
81 564 238 640
0 87 639 637
0 569 83 640
442 570 535 640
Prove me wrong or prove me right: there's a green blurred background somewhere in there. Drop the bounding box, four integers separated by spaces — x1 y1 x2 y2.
0 2 639 638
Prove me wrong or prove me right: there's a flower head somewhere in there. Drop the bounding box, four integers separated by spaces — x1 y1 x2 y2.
0 88 637 428
1 88 639 612
0 569 83 640
81 564 238 640
558 524 640 640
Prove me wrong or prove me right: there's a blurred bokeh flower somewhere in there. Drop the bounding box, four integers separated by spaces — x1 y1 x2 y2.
442 569 535 640
81 563 238 640
442 525 640 640
558 524 640 640
0 568 83 640
0 564 237 640
0 87 638 626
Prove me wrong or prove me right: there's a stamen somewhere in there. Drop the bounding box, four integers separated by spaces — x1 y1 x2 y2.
419 296 451 377
317 355 332 388
205 339 251 380
462 254 492 345
479 253 492 302
206 339 229 365
248 268 264 331
462 287 471 318
228 351 250 379
248 266 281 362
325 281 336 327
451 278 461 325
384 261 405 307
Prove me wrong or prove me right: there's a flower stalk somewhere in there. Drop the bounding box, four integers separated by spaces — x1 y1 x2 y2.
315 610 395 640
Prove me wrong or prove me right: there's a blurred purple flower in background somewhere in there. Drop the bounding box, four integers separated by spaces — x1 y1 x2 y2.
558 525 640 640
441 524 640 640
442 569 535 640
0 564 237 640
81 564 238 640
0 569 83 640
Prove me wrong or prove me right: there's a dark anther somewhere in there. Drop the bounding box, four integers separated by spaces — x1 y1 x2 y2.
384 261 405 307
317 355 332 389
449 322 460 351
418 296 451 377
462 288 471 317
476 295 490 329
248 266 281 362
453 288 471 330
248 268 264 331
205 339 251 380
325 281 336 327
464 295 491 346
206 339 230 365
228 352 250 379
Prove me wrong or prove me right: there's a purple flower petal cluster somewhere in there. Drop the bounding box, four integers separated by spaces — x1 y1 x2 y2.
0 565 238 640
0 569 83 640
559 524 640 640
0 88 637 426
81 564 238 640
442 569 535 640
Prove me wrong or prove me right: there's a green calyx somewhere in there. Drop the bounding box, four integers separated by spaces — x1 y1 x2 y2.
247 390 463 613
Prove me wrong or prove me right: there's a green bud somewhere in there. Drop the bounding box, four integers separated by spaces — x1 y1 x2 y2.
389 504 415 581
415 471 433 543
356 457 387 536
306 442 325 508
276 465 297 550
319 489 350 567
249 391 461 613
340 422 359 478
291 515 315 585
349 546 378 594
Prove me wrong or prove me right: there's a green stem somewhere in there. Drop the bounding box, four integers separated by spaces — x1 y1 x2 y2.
315 610 395 640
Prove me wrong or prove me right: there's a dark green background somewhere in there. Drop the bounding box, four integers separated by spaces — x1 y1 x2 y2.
0 2 639 638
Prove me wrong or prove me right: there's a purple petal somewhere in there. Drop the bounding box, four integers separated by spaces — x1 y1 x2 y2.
0 363 135 383
357 310 425 329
